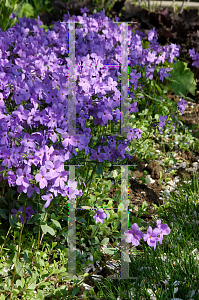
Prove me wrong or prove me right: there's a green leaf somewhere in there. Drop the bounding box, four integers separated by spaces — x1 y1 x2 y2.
24 267 31 279
27 213 39 224
101 238 109 245
51 219 62 229
16 279 23 289
142 201 148 210
23 250 29 264
144 177 151 184
90 246 95 255
112 170 118 179
17 193 27 202
103 247 118 255
21 277 25 288
155 83 163 96
166 59 196 96
0 209 7 219
41 224 55 236
94 236 100 244
17 3 35 19
91 224 98 236
72 286 79 297
26 275 36 290
94 163 103 178
9 213 20 228
94 251 102 262
0 294 5 300
12 289 20 296
14 261 24 277
36 290 44 300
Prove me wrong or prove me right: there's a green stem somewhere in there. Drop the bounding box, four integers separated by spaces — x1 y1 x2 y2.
0 179 6 206
10 198 28 295
77 162 98 204
0 226 12 257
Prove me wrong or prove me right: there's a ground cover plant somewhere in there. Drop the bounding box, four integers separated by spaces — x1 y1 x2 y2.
0 4 199 300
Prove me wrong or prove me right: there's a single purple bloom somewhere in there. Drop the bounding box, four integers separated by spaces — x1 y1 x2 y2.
41 193 54 209
126 102 139 115
54 170 69 189
80 7 89 14
66 179 79 200
10 11 17 19
155 219 171 244
15 165 33 188
158 115 167 128
27 184 40 198
44 160 63 180
124 223 144 246
143 226 161 250
90 146 106 162
97 105 113 124
93 208 107 224
130 70 141 90
35 166 48 189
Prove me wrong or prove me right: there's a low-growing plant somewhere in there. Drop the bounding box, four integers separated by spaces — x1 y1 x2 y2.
0 6 198 300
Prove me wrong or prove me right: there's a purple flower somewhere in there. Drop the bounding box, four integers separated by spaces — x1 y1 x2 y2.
148 27 158 42
80 7 89 14
106 77 118 91
189 48 199 68
41 193 54 209
56 128 77 148
155 219 171 244
126 102 139 115
177 98 188 114
130 70 141 90
90 146 107 162
10 11 17 19
158 68 170 82
124 127 143 141
145 66 155 80
11 206 36 224
15 165 34 188
26 184 40 198
158 115 167 128
93 208 107 224
35 166 48 189
97 105 113 124
44 160 63 180
143 226 161 250
54 170 69 189
124 223 144 246
66 179 79 200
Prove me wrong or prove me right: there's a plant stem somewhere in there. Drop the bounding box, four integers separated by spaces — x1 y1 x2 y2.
10 198 28 296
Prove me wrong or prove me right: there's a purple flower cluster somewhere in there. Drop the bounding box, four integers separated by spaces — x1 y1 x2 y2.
0 10 194 219
10 11 17 20
152 96 188 134
124 220 170 250
177 98 188 114
189 48 199 68
93 209 170 250
11 205 36 224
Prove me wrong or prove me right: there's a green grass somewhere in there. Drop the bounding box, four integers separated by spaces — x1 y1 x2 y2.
91 170 199 300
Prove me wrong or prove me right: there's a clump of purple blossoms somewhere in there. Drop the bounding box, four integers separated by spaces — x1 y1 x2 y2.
93 208 170 250
11 205 36 224
0 9 195 214
177 98 188 114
